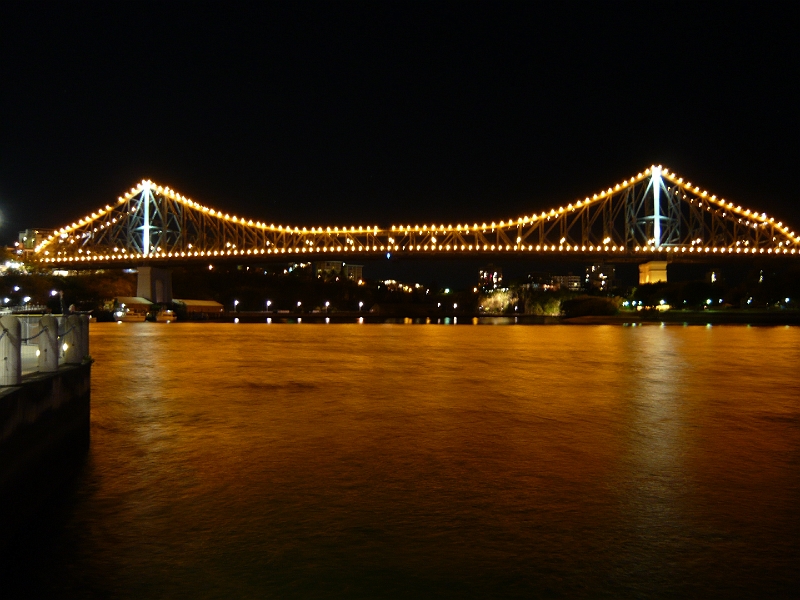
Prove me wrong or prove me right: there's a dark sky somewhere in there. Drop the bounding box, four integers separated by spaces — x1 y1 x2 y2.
1 1 798 245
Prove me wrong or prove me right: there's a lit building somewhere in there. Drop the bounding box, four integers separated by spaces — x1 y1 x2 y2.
313 261 363 282
16 229 55 258
286 262 312 275
479 265 503 291
526 271 553 291
585 263 615 292
706 269 723 284
551 274 583 292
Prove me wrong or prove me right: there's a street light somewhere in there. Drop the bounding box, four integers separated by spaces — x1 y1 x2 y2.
23 296 31 304
266 300 272 312
325 301 330 312
358 301 363 311
234 299 239 312
453 303 458 310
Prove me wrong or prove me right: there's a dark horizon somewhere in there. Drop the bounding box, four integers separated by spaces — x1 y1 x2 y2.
2 2 798 246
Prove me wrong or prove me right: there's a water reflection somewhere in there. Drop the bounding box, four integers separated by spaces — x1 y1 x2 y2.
3 323 798 599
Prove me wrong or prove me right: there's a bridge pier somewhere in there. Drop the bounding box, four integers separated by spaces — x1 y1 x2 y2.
639 261 668 284
137 267 173 303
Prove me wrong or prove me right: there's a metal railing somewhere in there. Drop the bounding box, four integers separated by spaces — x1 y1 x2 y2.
0 314 90 385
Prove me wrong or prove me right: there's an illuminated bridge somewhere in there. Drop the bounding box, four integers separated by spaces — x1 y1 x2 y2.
35 165 800 267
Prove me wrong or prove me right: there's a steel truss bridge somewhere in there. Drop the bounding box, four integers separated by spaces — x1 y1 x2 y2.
35 165 800 267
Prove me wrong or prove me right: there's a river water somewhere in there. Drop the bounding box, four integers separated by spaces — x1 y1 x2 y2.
4 323 800 598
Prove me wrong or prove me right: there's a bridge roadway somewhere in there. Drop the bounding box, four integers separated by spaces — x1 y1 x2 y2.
37 244 800 271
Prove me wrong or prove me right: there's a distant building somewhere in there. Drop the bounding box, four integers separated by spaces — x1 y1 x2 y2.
525 271 554 291
313 261 363 282
16 229 55 258
479 265 503 291
551 274 583 292
286 262 312 276
585 263 615 292
173 299 224 317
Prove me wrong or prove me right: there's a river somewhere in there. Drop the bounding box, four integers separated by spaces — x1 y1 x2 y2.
3 323 799 598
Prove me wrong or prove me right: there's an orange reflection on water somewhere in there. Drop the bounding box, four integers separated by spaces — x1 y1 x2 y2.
60 323 800 597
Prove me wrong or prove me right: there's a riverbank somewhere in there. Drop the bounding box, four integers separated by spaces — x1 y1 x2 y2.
161 309 800 326
576 309 800 325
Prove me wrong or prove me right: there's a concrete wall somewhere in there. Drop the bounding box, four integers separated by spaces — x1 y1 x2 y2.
638 260 668 284
0 363 91 545
137 266 173 302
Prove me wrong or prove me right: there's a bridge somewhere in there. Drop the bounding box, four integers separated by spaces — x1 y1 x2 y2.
34 165 799 268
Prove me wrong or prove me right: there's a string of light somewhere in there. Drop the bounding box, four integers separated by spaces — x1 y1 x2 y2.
35 166 800 263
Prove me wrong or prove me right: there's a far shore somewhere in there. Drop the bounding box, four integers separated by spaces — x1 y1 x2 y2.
141 308 800 326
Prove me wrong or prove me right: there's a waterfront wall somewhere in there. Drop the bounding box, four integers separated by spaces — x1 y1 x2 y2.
0 362 91 546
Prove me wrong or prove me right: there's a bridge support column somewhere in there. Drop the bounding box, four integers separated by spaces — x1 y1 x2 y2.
137 267 173 303
639 261 668 285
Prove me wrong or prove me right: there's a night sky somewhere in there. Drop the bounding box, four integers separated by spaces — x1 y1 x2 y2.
1 2 798 247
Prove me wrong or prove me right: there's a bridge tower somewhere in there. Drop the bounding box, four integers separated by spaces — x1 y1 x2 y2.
628 165 681 248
